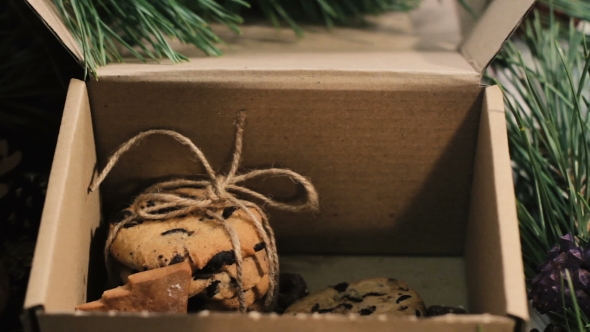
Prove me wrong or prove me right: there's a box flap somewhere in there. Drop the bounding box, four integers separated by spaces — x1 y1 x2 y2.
465 86 529 323
25 0 82 62
26 0 534 76
459 0 536 74
24 79 101 311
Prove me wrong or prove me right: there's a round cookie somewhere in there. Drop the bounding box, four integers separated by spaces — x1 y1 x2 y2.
284 278 426 317
108 188 266 272
108 187 271 309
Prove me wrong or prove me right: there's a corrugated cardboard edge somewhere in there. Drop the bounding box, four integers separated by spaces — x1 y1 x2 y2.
468 85 529 327
460 0 536 74
37 311 516 332
23 79 89 313
484 86 528 323
25 0 82 62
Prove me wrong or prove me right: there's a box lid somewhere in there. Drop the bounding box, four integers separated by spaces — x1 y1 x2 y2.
26 0 534 77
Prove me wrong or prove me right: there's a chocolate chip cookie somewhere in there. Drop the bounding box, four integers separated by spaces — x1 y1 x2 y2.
108 187 270 309
284 278 426 317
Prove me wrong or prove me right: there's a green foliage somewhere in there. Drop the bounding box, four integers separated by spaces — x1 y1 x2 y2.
490 9 590 280
541 0 590 22
489 6 590 330
52 0 424 77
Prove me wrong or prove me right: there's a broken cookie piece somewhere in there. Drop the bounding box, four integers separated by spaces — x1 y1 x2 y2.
76 262 192 313
285 278 426 317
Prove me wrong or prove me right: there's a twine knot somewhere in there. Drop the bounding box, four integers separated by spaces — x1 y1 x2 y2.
89 111 319 313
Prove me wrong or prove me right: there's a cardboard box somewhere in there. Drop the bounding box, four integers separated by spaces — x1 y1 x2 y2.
23 0 535 331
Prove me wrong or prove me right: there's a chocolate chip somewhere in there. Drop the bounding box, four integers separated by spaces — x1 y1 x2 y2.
337 303 353 309
230 277 238 287
396 295 411 303
363 292 386 298
398 306 408 311
359 306 376 316
222 206 238 219
110 209 133 225
169 254 184 265
415 309 422 317
158 255 163 259
332 282 349 292
206 280 221 297
341 295 362 303
254 242 266 252
192 273 214 280
161 228 194 236
318 308 334 313
398 287 409 291
311 303 320 313
197 251 236 274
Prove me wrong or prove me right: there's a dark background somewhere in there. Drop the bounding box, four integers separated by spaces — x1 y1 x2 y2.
0 1 81 331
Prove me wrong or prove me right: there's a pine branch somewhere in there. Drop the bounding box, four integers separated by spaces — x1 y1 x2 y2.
489 7 590 331
52 0 425 77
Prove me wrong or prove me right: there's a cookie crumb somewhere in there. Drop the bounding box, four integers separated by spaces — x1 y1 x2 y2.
359 306 376 316
169 254 184 265
396 295 412 303
222 206 238 219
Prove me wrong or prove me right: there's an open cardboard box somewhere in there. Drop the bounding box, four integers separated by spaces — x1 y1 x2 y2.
22 0 535 331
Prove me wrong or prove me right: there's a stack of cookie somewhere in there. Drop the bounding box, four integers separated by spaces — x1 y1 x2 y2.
107 187 271 311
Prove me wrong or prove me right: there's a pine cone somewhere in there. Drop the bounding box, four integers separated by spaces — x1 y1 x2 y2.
529 233 590 315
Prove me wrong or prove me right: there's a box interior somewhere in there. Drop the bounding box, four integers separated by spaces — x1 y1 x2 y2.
23 61 526 332
64 74 484 306
22 0 532 329
88 75 483 257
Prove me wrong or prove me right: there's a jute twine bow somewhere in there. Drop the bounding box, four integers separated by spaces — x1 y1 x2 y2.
88 111 319 313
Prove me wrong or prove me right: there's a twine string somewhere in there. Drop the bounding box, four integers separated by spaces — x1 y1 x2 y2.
89 111 319 313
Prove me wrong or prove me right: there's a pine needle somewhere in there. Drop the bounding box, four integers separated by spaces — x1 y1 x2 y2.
489 5 590 330
52 0 425 77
